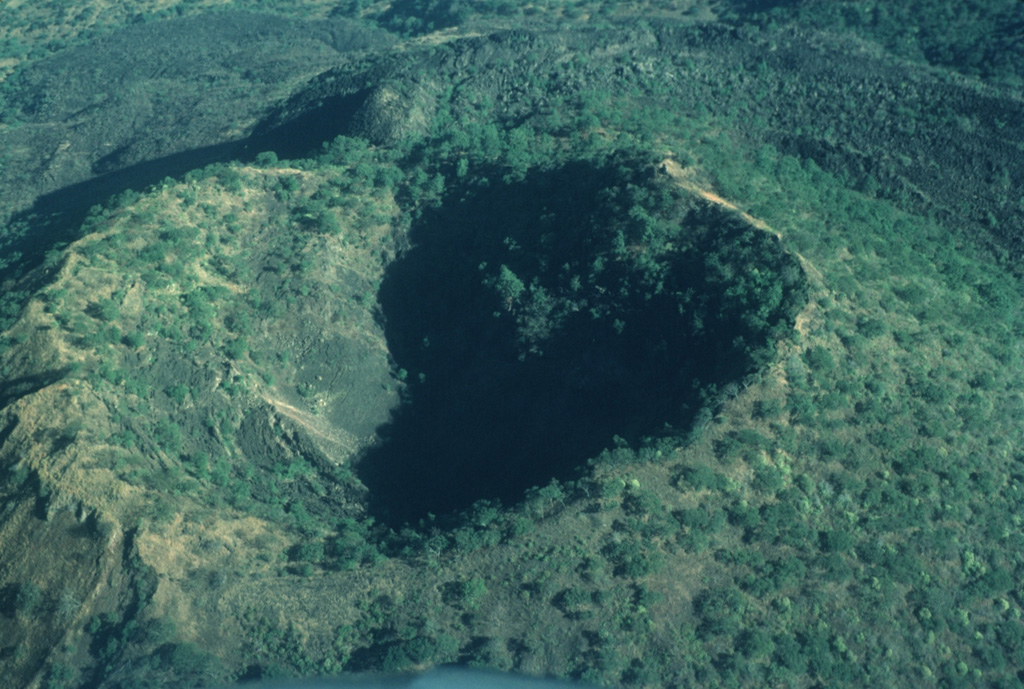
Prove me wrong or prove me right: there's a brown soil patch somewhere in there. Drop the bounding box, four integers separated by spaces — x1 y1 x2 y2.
659 157 827 343
258 390 360 460
660 158 778 237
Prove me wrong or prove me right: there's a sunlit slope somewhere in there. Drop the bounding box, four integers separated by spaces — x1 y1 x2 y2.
0 146 407 688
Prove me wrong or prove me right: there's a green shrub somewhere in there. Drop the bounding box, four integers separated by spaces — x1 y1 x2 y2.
255 151 278 167
289 541 326 564
225 337 248 360
677 465 726 491
461 577 487 609
92 298 121 322
14 581 42 616
122 332 146 348
152 420 183 455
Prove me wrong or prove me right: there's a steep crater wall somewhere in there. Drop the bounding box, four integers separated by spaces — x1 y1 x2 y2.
356 157 808 527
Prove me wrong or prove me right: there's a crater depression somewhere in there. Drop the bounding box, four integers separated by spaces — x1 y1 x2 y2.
355 157 808 527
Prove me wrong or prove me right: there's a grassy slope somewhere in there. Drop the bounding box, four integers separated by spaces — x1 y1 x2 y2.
0 148 405 688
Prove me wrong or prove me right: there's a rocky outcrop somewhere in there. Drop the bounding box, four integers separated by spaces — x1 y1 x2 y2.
350 82 438 146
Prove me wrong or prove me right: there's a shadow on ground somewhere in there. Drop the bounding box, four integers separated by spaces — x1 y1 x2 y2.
354 159 800 528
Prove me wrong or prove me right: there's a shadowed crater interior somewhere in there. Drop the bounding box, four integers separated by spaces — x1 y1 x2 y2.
356 156 807 528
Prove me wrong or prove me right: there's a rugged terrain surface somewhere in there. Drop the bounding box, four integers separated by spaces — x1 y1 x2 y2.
2 4 1024 689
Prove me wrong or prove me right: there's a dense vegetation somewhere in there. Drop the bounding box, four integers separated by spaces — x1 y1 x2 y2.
1 2 1024 689
725 0 1024 86
360 154 805 525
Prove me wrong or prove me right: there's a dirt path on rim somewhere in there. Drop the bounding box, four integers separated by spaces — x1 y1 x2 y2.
660 158 779 237
660 158 824 288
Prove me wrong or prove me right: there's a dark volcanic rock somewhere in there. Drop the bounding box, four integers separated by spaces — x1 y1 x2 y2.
0 12 394 214
350 82 438 146
3 13 1023 287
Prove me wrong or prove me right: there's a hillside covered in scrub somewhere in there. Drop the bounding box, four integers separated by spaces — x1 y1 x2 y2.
1 2 1024 689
